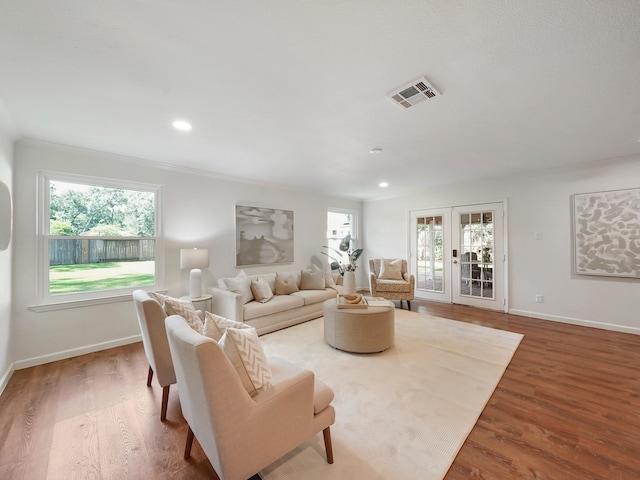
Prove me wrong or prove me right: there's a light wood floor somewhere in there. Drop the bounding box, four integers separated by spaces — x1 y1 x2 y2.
1 300 639 479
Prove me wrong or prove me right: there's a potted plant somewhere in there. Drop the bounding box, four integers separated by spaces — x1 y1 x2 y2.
322 234 363 294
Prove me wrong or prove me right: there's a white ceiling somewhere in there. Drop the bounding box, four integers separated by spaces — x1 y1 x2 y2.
1 1 639 200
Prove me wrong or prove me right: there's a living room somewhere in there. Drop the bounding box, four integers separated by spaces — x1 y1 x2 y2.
1 2 640 479
2 115 640 479
3 131 639 374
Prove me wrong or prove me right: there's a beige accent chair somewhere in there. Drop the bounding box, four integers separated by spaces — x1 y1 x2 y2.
132 289 176 422
369 258 415 310
165 314 335 480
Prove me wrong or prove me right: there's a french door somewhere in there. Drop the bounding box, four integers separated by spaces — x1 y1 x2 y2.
410 202 506 311
410 209 450 303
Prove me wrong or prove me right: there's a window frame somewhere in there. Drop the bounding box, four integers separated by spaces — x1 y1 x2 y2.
37 171 163 305
326 207 358 250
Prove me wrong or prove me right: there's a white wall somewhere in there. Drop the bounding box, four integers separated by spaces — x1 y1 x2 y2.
364 157 640 334
0 103 15 390
12 139 361 367
11 137 638 371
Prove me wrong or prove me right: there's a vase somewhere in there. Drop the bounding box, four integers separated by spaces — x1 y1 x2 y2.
342 271 356 295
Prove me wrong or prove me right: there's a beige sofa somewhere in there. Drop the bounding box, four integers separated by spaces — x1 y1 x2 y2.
210 269 343 335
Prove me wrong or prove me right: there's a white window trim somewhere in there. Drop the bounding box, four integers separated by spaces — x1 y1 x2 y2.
327 207 358 240
35 171 164 308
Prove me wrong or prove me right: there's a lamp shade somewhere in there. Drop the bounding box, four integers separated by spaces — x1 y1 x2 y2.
180 248 210 270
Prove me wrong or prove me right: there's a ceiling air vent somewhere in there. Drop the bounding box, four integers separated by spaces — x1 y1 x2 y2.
388 76 439 109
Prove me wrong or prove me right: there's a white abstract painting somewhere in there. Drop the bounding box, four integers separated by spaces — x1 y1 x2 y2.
235 205 294 266
573 188 640 278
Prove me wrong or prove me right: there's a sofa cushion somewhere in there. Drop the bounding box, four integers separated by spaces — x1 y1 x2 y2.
291 288 336 306
218 269 248 289
300 269 325 290
150 292 203 334
250 277 274 303
275 273 300 295
323 265 337 287
380 258 403 280
253 272 277 293
219 326 272 396
375 278 412 293
222 271 254 304
203 311 251 342
244 294 304 321
278 270 302 287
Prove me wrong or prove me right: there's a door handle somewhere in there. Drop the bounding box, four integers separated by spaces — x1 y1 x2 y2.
453 260 458 264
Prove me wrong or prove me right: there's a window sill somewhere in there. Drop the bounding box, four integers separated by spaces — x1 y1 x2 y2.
28 289 168 312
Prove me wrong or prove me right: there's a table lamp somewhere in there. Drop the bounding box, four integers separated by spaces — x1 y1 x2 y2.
180 247 210 298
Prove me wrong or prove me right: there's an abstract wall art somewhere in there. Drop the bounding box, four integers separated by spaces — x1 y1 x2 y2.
235 205 294 267
572 188 640 278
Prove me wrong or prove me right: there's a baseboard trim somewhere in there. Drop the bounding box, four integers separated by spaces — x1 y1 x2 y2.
509 309 640 336
0 362 15 397
14 334 142 370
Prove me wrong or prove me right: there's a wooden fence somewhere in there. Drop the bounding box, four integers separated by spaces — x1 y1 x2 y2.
49 239 155 265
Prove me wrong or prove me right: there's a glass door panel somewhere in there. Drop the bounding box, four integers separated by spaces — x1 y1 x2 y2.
416 215 444 292
459 211 494 299
410 202 505 311
410 209 451 303
452 203 504 310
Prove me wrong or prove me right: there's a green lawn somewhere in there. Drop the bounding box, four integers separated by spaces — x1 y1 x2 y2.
49 261 155 294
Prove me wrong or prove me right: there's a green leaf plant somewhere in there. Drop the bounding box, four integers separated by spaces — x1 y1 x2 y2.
321 234 363 275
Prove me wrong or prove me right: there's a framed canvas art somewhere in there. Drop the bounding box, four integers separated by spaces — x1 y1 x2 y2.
572 187 640 278
235 205 294 267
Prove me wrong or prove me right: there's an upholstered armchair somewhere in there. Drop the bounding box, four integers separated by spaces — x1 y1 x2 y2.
165 314 335 480
369 258 415 310
132 289 176 421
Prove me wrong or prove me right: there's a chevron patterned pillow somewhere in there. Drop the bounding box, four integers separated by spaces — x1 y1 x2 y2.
220 327 272 396
203 311 251 342
150 292 203 334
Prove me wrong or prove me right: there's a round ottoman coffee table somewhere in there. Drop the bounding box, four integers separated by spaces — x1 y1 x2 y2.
323 298 395 353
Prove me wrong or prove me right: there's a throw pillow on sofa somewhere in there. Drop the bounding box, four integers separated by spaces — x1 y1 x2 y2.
275 273 300 295
250 277 274 303
308 263 335 287
203 311 252 342
300 269 325 290
222 270 254 304
323 264 337 287
219 326 272 397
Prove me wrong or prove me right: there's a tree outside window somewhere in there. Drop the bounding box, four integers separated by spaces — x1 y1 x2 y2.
43 176 160 297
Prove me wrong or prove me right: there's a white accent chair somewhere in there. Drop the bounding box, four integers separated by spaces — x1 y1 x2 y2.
132 289 176 421
165 314 336 480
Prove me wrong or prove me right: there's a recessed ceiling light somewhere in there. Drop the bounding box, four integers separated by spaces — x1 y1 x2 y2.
172 120 192 131
370 148 383 154
379 182 389 188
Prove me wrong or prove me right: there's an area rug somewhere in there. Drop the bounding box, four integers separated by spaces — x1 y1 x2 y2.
258 309 523 480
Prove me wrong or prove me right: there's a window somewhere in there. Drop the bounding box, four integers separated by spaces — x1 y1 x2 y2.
325 209 358 269
38 172 162 303
327 210 356 250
